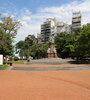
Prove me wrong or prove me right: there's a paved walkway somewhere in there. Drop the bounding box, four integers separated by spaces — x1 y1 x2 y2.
25 58 75 64
12 66 90 71
0 70 90 100
12 63 90 67
25 58 90 64
0 60 90 100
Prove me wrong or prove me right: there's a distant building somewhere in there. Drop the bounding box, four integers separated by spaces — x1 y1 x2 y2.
41 18 71 43
72 12 81 31
39 12 82 43
41 18 56 43
55 22 71 34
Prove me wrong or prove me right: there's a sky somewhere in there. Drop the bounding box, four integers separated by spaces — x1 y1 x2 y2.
0 0 90 43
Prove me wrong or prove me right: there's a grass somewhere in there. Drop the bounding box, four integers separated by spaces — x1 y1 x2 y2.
4 60 24 64
0 64 8 70
11 60 24 64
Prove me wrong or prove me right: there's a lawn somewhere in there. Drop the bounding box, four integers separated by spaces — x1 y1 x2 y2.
4 60 24 64
0 64 8 70
11 60 24 64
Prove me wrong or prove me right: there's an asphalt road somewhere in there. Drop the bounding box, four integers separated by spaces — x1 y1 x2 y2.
12 66 90 71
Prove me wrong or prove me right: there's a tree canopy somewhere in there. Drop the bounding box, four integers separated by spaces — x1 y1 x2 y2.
74 23 90 60
0 16 21 38
55 32 75 58
55 23 90 62
0 16 21 56
16 35 49 59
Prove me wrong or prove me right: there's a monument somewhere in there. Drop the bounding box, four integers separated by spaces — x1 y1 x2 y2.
47 35 58 58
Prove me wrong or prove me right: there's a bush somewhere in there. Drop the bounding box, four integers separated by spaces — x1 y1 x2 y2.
14 56 19 61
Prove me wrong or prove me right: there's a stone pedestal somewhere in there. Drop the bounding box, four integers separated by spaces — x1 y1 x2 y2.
47 43 58 58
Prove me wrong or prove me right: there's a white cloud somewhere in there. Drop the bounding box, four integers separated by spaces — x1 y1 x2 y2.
1 0 90 43
38 0 90 24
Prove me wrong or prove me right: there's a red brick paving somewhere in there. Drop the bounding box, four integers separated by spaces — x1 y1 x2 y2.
0 70 90 100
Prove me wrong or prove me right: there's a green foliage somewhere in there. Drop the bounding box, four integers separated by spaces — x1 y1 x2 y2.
16 40 25 58
0 16 21 38
14 56 19 61
55 23 90 61
16 35 49 59
35 42 49 59
74 23 90 59
0 27 13 56
0 64 8 70
0 16 21 57
11 60 24 64
55 32 76 58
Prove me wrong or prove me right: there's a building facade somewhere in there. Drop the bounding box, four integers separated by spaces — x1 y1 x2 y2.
72 12 81 31
55 22 71 34
41 18 56 43
41 18 71 43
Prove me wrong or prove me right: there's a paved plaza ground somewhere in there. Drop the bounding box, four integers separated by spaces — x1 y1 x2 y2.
0 58 90 100
0 70 90 100
12 64 90 71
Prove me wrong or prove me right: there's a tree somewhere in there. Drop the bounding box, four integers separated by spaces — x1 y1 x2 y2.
0 16 21 38
55 32 75 58
35 42 49 59
0 16 21 56
55 24 90 63
16 35 37 59
24 35 36 48
16 35 49 59
15 40 25 58
0 27 13 56
74 23 90 60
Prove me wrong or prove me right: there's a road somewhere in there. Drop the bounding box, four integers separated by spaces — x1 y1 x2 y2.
12 66 90 71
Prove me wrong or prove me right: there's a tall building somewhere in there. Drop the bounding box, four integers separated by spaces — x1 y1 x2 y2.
40 12 82 43
41 18 56 43
41 18 71 43
72 12 81 30
55 22 71 34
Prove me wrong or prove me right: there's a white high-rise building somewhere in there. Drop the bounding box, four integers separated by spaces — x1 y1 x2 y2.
41 18 56 43
72 12 81 30
55 22 71 34
41 18 71 43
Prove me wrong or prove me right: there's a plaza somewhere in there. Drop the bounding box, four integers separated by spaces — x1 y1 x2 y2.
0 62 90 100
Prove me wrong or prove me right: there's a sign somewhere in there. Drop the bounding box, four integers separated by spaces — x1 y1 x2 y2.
0 55 3 65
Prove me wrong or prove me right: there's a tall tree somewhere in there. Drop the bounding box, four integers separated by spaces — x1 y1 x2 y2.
16 35 49 59
74 23 90 60
0 16 20 38
55 32 75 58
0 16 21 56
0 27 13 56
16 35 37 59
15 40 25 58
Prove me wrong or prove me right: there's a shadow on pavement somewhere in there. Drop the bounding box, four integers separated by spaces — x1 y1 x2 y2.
68 59 90 64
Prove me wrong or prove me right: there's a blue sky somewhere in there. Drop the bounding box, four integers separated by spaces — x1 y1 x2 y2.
0 0 90 43
0 0 74 13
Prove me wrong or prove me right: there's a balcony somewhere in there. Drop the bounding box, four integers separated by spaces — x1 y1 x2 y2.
72 25 81 29
72 19 81 22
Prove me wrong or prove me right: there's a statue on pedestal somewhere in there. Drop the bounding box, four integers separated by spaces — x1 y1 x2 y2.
47 34 58 58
